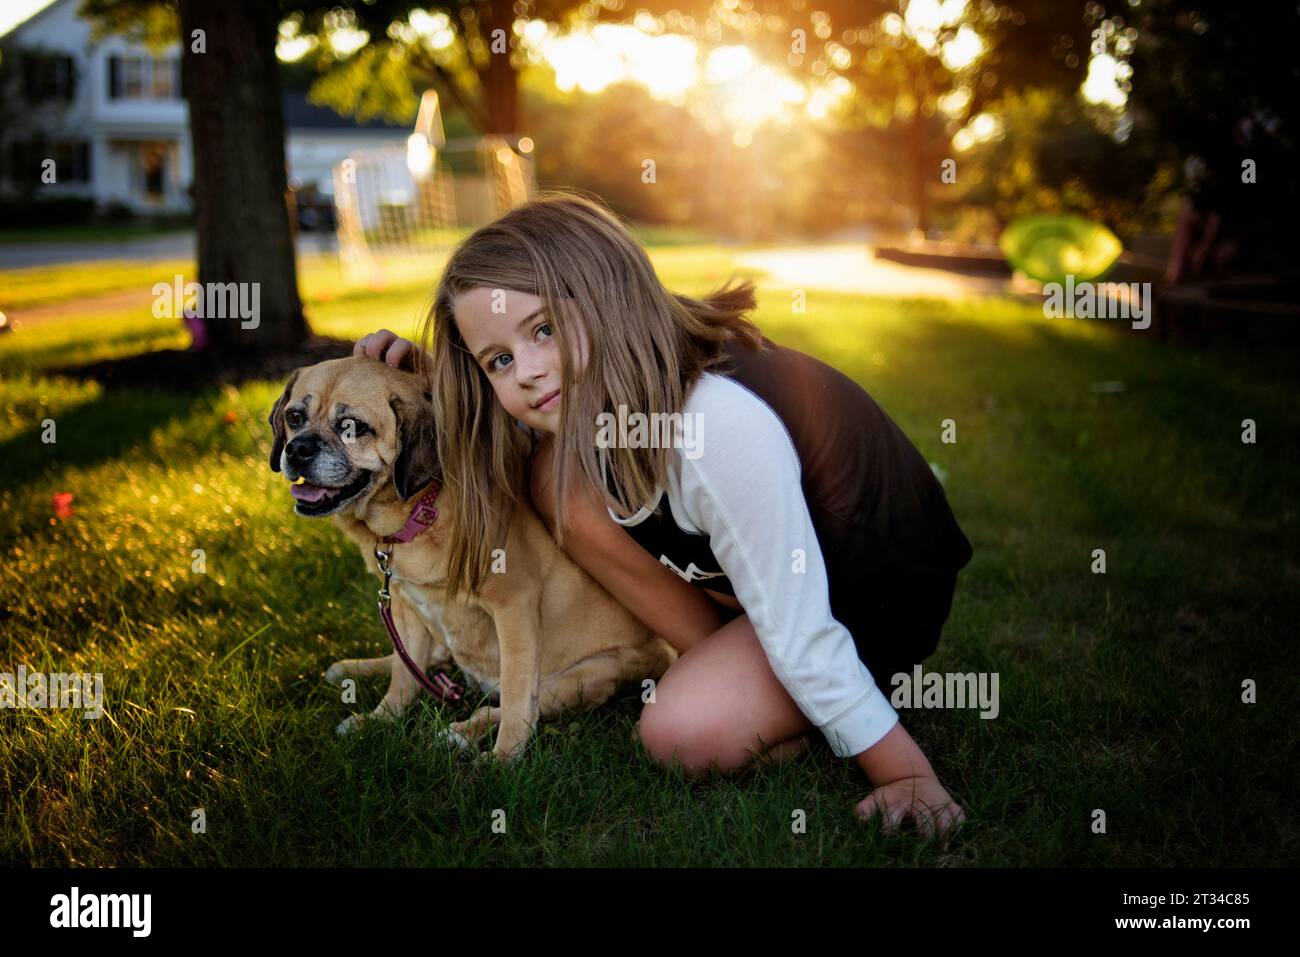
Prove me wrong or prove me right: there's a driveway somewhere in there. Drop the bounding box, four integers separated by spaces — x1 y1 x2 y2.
733 244 1007 298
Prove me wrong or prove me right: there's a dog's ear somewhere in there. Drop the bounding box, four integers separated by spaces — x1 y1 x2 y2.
390 393 439 501
267 370 300 473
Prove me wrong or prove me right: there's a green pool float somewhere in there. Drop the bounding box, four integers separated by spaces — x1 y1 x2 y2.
999 215 1123 285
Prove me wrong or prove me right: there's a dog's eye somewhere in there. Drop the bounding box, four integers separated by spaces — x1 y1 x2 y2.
285 410 304 428
337 418 370 438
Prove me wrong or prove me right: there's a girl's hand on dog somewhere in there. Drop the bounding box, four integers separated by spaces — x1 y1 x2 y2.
354 329 420 369
855 774 967 843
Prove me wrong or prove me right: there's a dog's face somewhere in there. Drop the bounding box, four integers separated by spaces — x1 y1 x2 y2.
267 356 439 517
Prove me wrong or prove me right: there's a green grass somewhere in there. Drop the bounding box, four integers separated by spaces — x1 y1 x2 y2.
1 259 195 311
0 249 445 313
1 248 1297 866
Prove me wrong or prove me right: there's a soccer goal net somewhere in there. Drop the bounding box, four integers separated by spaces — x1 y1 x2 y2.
331 132 534 286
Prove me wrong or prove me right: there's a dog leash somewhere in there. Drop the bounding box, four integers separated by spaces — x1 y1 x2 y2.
373 481 464 704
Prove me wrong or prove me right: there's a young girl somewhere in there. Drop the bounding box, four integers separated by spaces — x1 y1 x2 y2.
355 191 973 840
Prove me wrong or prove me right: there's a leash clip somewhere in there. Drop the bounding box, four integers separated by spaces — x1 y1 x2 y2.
374 543 393 608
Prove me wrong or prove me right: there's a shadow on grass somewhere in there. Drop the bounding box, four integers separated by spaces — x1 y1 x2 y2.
0 388 212 490
0 338 355 490
49 336 354 390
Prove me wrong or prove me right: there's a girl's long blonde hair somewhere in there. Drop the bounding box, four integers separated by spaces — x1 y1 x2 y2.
419 189 765 597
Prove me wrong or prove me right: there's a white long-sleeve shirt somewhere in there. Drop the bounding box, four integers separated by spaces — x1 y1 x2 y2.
598 371 902 757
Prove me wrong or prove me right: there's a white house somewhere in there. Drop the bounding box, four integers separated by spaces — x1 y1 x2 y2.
281 93 415 200
0 0 409 215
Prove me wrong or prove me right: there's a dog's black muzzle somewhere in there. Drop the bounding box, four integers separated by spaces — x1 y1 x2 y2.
285 433 323 471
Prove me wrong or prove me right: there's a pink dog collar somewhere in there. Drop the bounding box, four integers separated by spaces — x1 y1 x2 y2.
382 482 442 543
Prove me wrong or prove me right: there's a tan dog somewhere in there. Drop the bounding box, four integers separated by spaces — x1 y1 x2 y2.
267 356 676 761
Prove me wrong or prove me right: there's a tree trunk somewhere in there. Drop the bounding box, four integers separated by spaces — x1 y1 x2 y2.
480 0 519 136
908 112 930 237
179 0 307 354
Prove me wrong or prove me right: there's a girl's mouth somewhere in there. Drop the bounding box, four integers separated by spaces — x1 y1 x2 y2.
535 390 560 412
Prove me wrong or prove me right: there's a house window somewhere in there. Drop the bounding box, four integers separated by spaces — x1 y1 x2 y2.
150 57 174 98
108 56 180 100
22 54 75 101
48 141 91 183
122 57 145 97
7 139 91 185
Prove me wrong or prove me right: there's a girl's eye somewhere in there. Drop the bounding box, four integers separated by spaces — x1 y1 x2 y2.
486 323 550 373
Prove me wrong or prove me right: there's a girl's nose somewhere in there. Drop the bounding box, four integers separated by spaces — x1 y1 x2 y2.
513 345 548 384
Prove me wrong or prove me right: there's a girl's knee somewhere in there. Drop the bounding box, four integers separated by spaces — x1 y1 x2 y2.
638 702 704 774
637 702 747 777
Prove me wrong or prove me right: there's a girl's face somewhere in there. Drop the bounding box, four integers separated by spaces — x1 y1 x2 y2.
454 287 589 435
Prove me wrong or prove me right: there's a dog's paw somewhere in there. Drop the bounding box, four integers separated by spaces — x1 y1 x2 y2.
335 713 367 736
490 741 527 766
433 725 475 752
323 662 348 685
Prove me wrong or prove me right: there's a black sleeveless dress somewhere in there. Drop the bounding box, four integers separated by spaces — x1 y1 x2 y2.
601 335 974 689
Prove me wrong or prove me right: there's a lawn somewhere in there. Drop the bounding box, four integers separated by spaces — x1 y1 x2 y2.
1 244 1297 866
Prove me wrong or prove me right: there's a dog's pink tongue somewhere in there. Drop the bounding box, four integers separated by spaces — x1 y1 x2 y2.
291 482 330 503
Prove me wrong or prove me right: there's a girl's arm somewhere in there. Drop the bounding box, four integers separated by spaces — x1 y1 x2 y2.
674 377 963 833
853 724 967 838
676 382 900 760
529 436 732 653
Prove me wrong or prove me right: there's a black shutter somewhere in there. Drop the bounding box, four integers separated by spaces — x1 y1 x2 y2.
17 141 32 187
16 140 36 187
107 55 119 99
23 54 38 101
77 142 91 183
61 55 74 99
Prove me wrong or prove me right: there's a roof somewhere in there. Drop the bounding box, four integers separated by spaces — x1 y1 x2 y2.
281 92 412 132
0 0 66 41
